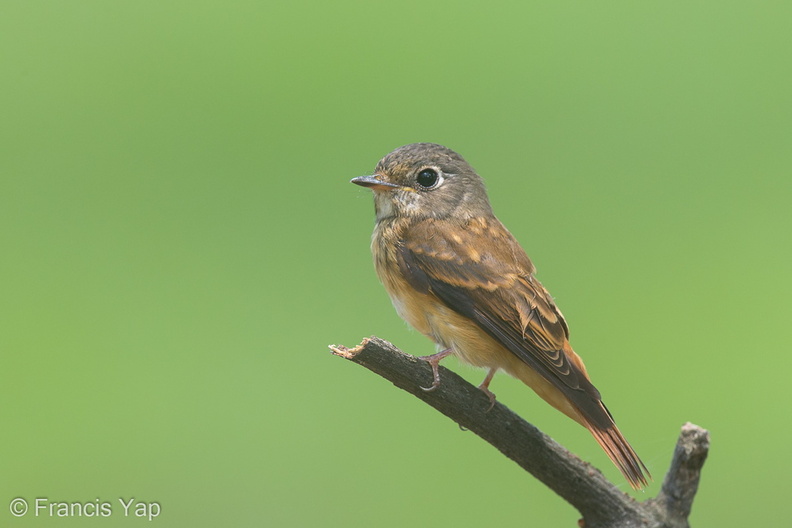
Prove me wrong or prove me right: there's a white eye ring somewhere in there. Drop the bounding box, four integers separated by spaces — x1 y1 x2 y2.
415 167 444 189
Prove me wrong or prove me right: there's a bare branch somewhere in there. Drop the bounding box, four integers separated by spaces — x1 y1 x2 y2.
645 423 710 527
330 337 709 528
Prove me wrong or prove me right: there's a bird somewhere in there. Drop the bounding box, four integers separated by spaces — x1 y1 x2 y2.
351 142 650 489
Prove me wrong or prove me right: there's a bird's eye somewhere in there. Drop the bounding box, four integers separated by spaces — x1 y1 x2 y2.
416 168 442 189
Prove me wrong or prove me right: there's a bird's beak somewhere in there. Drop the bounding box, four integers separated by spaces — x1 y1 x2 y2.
351 174 402 191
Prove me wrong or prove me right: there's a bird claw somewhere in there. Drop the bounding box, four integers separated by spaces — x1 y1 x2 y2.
419 349 452 391
478 368 498 412
478 384 497 412
418 352 498 413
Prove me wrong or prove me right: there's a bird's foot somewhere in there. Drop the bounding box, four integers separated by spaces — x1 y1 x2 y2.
419 349 453 391
477 368 498 412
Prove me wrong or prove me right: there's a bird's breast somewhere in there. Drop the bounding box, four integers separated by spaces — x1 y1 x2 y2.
371 219 434 337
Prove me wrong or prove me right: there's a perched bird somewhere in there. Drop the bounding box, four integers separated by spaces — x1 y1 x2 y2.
352 143 650 489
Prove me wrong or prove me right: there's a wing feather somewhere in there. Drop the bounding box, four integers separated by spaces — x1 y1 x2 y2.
399 216 612 429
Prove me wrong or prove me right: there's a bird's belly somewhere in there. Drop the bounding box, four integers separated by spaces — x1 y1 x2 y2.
387 286 509 369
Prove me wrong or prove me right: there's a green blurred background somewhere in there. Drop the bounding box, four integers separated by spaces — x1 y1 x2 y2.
1 1 790 526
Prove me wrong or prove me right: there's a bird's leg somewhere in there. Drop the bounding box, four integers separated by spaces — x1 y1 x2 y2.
478 368 498 411
419 348 453 392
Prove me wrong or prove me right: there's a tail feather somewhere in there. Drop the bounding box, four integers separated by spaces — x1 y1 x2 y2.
583 417 651 490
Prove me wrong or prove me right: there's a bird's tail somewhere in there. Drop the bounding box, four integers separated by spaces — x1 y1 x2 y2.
582 415 651 490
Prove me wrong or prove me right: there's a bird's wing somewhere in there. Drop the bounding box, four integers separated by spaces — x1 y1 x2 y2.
399 215 611 428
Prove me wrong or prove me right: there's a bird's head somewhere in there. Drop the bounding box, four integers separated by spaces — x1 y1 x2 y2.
352 143 492 222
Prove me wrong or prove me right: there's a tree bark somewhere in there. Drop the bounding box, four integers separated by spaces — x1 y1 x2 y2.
330 337 708 528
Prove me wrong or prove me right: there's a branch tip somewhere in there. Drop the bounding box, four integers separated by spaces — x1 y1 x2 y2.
328 338 370 359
